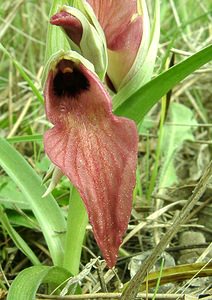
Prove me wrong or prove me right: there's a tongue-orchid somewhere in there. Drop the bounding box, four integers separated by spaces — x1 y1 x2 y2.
50 0 146 92
44 52 138 267
42 0 149 268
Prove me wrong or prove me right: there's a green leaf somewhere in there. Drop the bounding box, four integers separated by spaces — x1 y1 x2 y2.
0 205 40 266
7 266 72 300
159 103 197 188
5 210 38 229
0 137 66 266
0 177 30 210
114 44 212 124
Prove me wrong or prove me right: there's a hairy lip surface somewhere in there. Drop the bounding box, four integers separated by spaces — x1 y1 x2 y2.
44 59 138 267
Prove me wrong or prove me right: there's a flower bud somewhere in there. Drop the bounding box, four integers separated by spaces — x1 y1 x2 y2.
86 0 145 91
50 5 107 80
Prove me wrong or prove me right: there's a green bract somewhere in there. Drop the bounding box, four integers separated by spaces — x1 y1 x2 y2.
60 5 108 79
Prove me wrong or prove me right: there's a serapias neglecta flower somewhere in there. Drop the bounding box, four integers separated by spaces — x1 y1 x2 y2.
50 0 148 92
43 51 138 268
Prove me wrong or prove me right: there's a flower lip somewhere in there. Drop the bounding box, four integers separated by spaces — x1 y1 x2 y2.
53 59 90 98
44 53 139 267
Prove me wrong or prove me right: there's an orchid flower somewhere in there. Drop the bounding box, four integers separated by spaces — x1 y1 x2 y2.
43 51 138 268
86 0 143 90
50 5 107 80
50 0 149 92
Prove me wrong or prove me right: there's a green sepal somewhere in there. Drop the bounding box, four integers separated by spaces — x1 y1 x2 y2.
56 5 108 80
72 0 107 50
45 0 70 63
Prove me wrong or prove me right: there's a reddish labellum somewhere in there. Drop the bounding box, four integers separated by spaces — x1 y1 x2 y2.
44 58 138 267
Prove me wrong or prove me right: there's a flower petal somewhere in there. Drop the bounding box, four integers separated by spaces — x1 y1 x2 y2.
87 0 142 50
51 11 82 45
44 55 138 267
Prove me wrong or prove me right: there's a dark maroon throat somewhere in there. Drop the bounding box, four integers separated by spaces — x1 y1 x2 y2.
53 59 90 98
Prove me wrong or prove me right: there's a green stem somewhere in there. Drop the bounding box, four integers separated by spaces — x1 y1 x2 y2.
63 187 88 275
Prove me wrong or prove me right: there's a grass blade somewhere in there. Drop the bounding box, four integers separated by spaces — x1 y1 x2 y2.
114 44 212 124
0 137 66 266
7 266 72 300
0 205 40 266
7 134 43 144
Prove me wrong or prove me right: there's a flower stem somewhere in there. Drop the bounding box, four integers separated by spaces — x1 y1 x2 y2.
63 187 88 275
